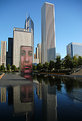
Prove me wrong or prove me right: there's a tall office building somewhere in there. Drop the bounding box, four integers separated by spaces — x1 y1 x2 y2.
33 48 39 64
25 16 34 56
36 44 41 63
6 38 13 66
36 47 39 59
13 28 32 67
35 43 41 63
41 2 56 63
67 42 82 58
37 44 41 63
0 56 1 65
1 41 6 67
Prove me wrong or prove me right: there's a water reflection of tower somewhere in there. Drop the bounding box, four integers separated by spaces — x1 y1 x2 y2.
0 86 13 104
0 87 6 103
42 81 57 121
13 83 33 121
36 83 42 100
7 86 13 105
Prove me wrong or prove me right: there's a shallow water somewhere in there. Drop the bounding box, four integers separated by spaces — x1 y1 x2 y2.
0 75 82 121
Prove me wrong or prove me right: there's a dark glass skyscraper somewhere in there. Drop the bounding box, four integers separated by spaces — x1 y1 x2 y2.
25 16 34 33
6 38 13 66
25 16 34 57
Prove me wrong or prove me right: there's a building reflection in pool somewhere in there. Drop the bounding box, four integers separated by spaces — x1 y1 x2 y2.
13 83 33 121
0 77 57 121
33 78 57 121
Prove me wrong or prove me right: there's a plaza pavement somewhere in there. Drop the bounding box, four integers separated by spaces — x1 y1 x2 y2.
0 73 33 86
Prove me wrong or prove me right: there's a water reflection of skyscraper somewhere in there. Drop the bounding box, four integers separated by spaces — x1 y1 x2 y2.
42 81 57 121
20 85 33 103
13 83 33 121
7 86 13 105
0 87 6 103
36 83 42 100
13 84 33 114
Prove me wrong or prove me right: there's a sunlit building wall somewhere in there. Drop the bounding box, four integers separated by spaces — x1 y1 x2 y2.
67 42 82 58
37 44 41 63
41 2 56 63
13 28 32 67
34 53 36 59
1 41 6 67
33 59 39 65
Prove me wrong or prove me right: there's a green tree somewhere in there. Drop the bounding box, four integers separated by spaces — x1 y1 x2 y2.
43 62 49 71
49 60 55 71
37 63 43 71
78 56 82 66
55 56 61 69
1 64 5 71
11 65 16 71
73 56 78 68
32 64 37 70
7 64 11 71
63 55 73 69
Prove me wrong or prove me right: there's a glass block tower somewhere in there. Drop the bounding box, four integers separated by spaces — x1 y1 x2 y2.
67 42 82 58
25 16 34 55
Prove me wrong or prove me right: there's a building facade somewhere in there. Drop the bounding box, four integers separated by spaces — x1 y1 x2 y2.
1 41 6 67
37 44 41 63
36 47 39 59
6 38 13 66
67 42 82 58
13 28 32 67
41 2 56 63
25 16 34 57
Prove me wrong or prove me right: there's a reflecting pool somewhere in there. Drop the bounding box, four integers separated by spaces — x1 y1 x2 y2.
0 75 82 121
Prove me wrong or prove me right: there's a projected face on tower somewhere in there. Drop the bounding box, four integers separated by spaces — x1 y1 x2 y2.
20 46 32 74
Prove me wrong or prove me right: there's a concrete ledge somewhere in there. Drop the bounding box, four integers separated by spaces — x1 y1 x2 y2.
0 73 5 79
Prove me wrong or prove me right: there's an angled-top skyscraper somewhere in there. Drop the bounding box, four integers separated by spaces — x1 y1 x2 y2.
41 2 56 63
25 16 34 54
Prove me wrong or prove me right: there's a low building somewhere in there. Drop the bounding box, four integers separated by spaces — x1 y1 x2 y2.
67 42 82 58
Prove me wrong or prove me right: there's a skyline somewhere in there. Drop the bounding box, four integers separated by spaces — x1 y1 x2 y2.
0 0 82 58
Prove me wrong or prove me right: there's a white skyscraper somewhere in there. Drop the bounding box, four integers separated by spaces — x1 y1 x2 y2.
13 28 32 67
41 2 56 63
1 41 6 67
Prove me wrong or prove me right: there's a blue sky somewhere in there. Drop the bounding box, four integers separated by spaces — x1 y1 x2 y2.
0 0 82 58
